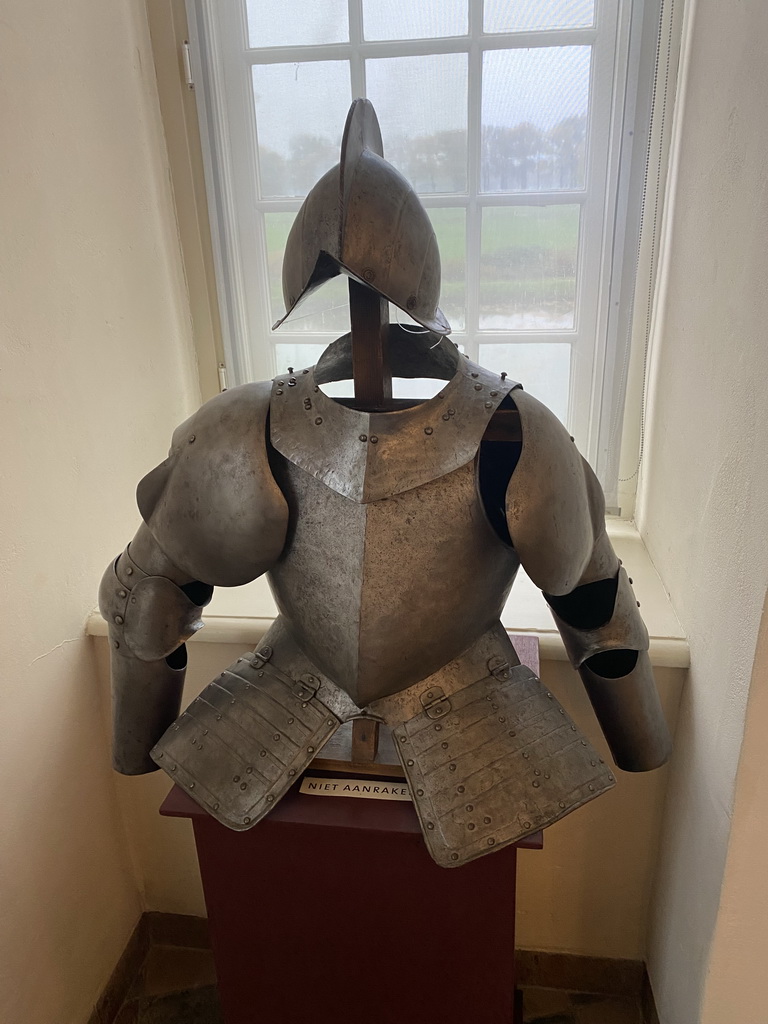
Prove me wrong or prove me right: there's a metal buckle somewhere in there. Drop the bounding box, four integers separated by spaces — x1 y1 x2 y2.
248 644 273 670
420 685 452 720
293 673 320 701
487 655 510 681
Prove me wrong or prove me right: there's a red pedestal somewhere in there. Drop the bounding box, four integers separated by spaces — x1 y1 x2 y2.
160 637 543 1024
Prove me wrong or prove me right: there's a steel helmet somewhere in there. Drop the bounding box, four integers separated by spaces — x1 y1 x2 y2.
273 99 450 336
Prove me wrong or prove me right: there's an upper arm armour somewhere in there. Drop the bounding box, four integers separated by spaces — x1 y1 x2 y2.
504 389 607 595
136 382 289 587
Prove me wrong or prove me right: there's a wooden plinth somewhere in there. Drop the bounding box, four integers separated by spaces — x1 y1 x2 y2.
160 635 543 1024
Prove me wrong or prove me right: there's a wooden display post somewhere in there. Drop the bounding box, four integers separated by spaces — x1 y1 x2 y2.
160 634 543 1024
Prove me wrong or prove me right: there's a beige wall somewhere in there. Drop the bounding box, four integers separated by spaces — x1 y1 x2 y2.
0 0 199 1021
637 0 768 1020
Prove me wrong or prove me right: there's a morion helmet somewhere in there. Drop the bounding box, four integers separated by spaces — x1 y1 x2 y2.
273 98 450 336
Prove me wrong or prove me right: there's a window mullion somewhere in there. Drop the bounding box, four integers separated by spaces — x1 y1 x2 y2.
348 0 365 96
464 0 483 364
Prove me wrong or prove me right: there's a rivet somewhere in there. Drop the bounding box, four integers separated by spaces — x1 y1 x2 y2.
117 589 126 599
523 752 529 759
233 775 240 782
273 734 281 741
258 672 264 678
244 816 251 824
608 774 615 782
508 730 516 737
288 718 295 725
560 709 565 715
487 837 496 846
629 577 634 584
301 702 307 708
534 769 541 776
213 802 219 810
447 408 455 416
490 390 498 397
189 782 195 789
246 766 253 774
427 691 433 699
399 735 407 743
275 389 283 395
484 816 491 824
438 392 445 399
308 746 315 753
449 763 457 771
287 367 294 374
327 719 334 726
313 386 319 392
434 724 442 731
559 801 566 808
369 435 378 444
474 383 482 391
441 741 448 749
359 434 368 442
467 823 476 831
231 699 235 705
240 782 247 790
533 781 540 788
523 821 531 830
289 769 296 776
442 413 450 421
216 714 222 720
113 640 119 649
363 268 375 282
277 381 284 387
457 785 465 793
591 760 597 767
581 740 587 746
484 401 493 409
125 567 133 575
424 426 433 435
266 794 274 802
315 417 323 425
589 784 595 791
203 729 208 735
501 371 507 381
407 759 414 766
544 773 550 779
498 716 506 723
417 788 424 796
546 692 552 698
466 804 474 812
189 434 196 443
427 822 435 830
491 704 499 710
114 615 123 625
571 725 577 731
599 757 605 764
288 378 297 387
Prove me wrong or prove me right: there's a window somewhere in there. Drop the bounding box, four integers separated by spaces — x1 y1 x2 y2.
185 0 669 498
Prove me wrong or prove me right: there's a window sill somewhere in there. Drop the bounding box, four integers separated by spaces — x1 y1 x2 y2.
87 520 688 669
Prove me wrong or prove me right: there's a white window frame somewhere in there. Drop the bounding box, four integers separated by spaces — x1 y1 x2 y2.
185 0 663 493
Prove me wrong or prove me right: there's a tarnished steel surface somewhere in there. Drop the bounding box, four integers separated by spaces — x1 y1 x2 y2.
274 99 450 335
372 626 615 867
315 326 460 385
268 455 520 707
270 336 516 504
580 651 672 772
151 633 343 830
111 646 187 775
506 388 605 596
137 382 288 587
551 568 650 669
99 552 210 662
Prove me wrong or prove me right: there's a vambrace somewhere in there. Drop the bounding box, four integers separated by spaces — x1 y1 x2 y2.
99 524 213 774
546 566 672 773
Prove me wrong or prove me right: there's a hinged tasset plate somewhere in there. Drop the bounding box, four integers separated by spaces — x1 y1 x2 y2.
151 647 341 830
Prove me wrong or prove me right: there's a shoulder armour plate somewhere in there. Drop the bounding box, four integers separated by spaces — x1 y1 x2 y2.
270 351 517 503
505 389 605 596
137 383 289 587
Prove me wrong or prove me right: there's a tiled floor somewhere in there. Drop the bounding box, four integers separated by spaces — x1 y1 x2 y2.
114 945 643 1023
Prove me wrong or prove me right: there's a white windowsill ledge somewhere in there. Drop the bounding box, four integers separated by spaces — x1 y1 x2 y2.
86 519 688 669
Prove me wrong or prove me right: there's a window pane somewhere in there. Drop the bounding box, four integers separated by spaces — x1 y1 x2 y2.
428 208 466 330
265 213 351 333
252 62 350 197
246 0 348 48
366 54 468 193
479 206 580 330
480 343 571 425
482 47 590 192
363 0 467 40
484 0 594 33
